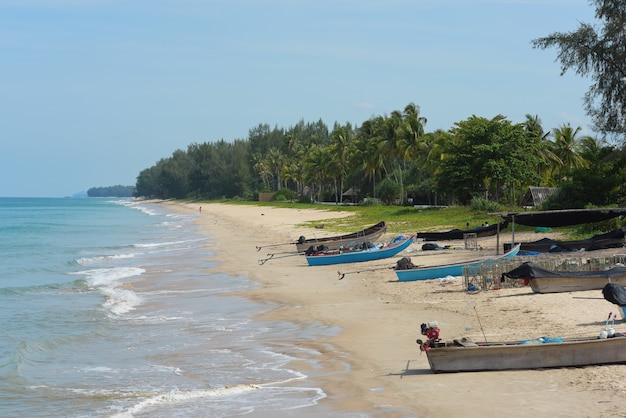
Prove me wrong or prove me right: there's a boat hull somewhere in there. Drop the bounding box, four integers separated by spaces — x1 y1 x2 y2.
423 335 626 373
305 235 414 266
395 244 520 282
295 221 387 253
530 276 626 293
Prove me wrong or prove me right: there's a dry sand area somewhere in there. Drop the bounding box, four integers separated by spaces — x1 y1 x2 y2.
161 201 626 417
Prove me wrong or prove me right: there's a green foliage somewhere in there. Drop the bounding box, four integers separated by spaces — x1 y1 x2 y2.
437 115 542 204
470 197 501 212
360 198 382 207
532 1 626 137
134 100 608 211
376 177 402 205
88 185 135 197
542 146 626 210
273 188 296 201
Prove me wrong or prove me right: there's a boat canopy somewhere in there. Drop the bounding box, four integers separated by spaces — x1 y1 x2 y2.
491 208 626 227
504 261 626 281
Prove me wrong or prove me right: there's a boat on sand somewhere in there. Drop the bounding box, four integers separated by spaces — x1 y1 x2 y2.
305 234 414 266
295 221 387 253
416 221 508 241
395 244 520 282
503 261 626 293
416 321 626 373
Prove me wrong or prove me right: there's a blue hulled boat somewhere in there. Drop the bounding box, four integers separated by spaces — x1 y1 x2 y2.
395 244 521 282
305 235 414 266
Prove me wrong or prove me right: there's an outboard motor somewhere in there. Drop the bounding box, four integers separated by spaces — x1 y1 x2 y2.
417 321 441 351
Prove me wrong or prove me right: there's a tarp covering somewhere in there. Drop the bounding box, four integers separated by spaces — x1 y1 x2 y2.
417 220 508 241
506 228 625 253
503 261 626 280
603 283 626 306
496 208 626 227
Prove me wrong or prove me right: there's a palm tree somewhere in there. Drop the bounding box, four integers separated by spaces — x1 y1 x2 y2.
552 124 589 182
266 147 286 190
380 111 406 202
329 123 355 204
251 152 271 190
402 102 428 163
523 115 561 186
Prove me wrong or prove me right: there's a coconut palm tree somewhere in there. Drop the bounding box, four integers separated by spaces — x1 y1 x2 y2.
523 114 561 186
552 124 589 182
329 123 355 204
358 117 385 198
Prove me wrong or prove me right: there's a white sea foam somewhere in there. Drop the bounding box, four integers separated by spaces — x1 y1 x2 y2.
72 267 145 287
133 237 205 249
70 267 145 315
121 201 159 216
76 253 137 266
102 286 142 315
110 384 261 418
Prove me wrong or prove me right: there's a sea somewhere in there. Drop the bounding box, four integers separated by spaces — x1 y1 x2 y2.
0 197 357 417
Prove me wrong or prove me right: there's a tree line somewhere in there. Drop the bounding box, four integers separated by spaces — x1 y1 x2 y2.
133 105 626 208
88 185 135 197
135 1 626 208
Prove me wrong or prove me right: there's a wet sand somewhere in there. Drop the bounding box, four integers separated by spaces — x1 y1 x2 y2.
161 201 626 417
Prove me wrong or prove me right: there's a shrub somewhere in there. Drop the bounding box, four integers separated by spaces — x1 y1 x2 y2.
377 178 402 205
470 197 501 212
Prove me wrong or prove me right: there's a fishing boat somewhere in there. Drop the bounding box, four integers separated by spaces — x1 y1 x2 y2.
504 228 625 253
416 321 626 373
305 234 414 266
395 244 520 282
503 261 626 293
295 221 387 253
416 220 508 241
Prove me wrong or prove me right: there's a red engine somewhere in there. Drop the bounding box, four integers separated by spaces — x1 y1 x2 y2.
417 321 441 351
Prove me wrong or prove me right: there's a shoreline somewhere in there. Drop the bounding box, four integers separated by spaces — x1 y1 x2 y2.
158 201 626 417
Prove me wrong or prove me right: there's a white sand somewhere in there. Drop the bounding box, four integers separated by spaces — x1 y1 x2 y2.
161 201 626 417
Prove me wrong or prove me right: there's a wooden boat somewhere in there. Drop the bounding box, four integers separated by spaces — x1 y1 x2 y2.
305 234 414 266
416 321 626 373
295 221 387 253
503 261 626 293
395 244 520 282
416 221 508 241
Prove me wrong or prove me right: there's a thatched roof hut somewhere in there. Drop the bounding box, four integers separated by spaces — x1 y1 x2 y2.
520 187 559 207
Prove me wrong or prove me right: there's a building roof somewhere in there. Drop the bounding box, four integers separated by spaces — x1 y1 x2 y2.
520 187 559 207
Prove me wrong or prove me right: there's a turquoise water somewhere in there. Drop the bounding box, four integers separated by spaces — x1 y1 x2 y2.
0 198 346 417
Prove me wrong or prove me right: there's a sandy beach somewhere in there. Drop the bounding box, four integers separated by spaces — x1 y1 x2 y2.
160 201 626 417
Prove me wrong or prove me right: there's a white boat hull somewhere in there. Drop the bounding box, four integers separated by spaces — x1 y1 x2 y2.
421 335 626 373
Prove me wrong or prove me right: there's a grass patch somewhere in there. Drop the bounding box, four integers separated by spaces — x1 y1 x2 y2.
197 200 554 235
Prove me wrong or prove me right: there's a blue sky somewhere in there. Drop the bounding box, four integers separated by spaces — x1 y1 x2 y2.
1 0 598 197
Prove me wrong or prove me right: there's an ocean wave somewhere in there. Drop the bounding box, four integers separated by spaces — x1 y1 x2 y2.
101 287 142 316
69 267 144 315
117 201 159 217
71 267 145 287
0 279 89 296
75 253 138 266
110 384 261 418
132 237 205 249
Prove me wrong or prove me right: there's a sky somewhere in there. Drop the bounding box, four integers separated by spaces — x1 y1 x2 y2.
0 0 599 197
